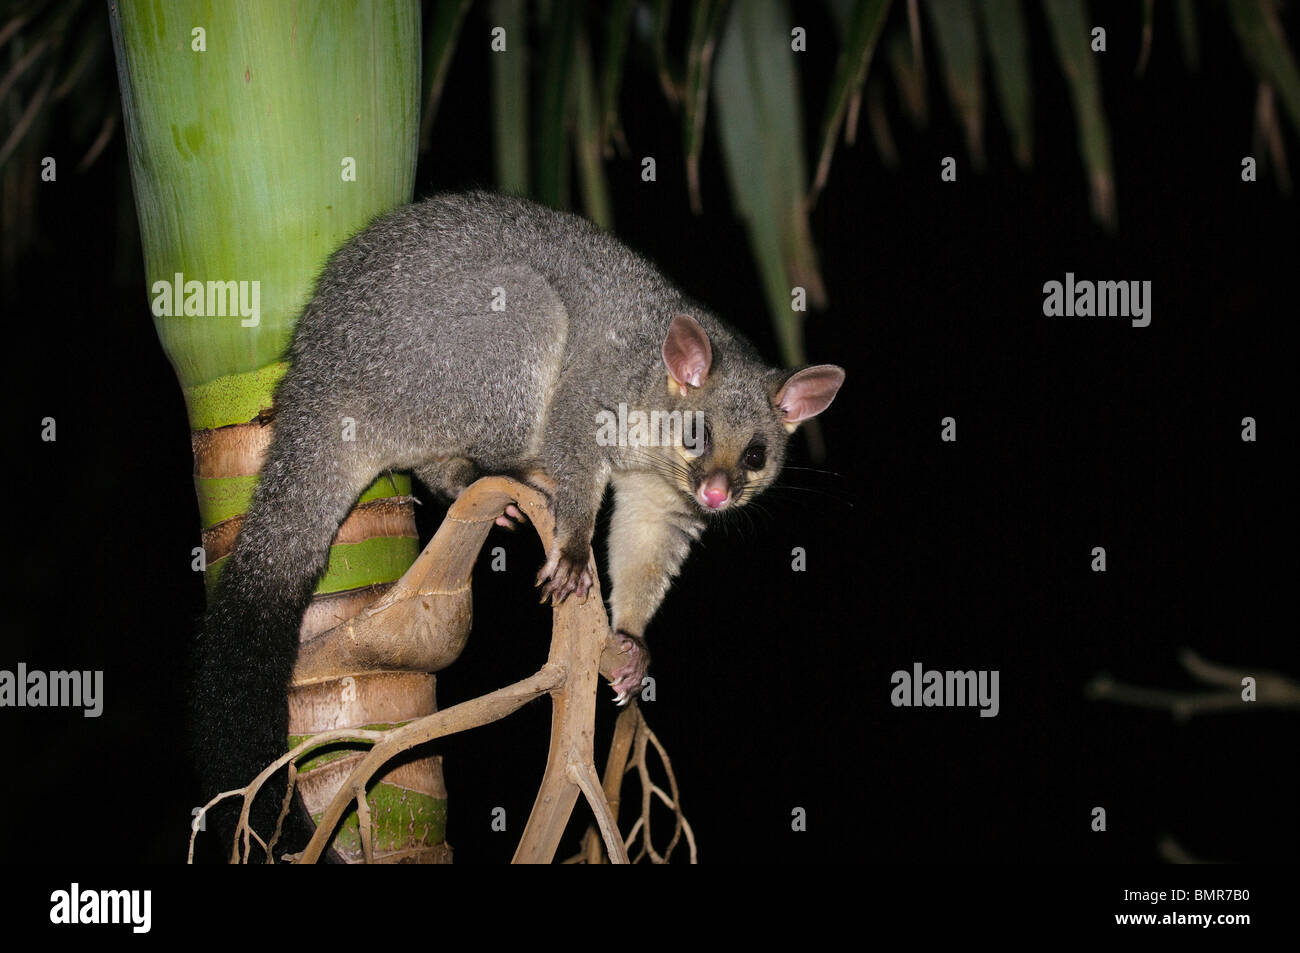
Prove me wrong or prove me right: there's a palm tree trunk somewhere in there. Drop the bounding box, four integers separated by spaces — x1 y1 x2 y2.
110 0 449 862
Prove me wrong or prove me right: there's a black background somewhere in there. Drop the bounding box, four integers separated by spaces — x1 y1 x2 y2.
2 0 1295 872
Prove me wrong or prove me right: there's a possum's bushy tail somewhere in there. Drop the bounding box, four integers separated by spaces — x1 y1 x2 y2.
191 422 372 862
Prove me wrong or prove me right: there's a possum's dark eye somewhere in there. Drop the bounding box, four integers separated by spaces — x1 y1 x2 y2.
742 444 766 470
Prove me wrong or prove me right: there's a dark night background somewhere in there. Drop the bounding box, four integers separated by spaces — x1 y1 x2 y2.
2 0 1295 872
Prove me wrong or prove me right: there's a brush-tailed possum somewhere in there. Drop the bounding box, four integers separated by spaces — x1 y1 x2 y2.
193 191 844 860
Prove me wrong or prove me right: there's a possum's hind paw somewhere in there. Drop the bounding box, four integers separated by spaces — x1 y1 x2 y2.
535 543 593 606
494 503 527 529
609 632 650 706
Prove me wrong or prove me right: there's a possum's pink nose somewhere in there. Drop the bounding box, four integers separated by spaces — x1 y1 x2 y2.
699 472 730 509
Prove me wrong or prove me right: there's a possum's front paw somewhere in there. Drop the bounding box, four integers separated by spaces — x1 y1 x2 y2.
535 541 594 606
609 631 650 706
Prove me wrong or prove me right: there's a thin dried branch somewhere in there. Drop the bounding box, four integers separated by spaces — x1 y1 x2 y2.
1254 81 1292 193
1087 648 1300 721
1158 834 1214 864
264 762 297 863
76 111 118 172
566 702 697 864
356 789 374 865
187 724 391 864
0 34 48 102
300 663 565 863
569 762 629 863
0 64 53 167
630 712 695 863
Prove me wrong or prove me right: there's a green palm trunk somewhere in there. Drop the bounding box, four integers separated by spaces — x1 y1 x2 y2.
110 0 447 862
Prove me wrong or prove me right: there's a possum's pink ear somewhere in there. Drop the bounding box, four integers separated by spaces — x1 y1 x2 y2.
662 314 713 388
776 365 845 424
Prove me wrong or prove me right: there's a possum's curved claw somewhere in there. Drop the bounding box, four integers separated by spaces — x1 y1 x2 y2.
608 632 649 705
535 544 593 606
